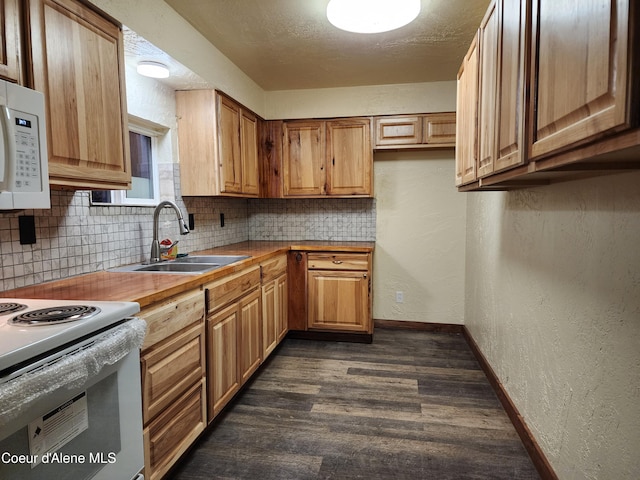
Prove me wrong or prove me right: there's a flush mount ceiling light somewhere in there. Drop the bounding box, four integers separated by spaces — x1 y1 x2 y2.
136 61 170 79
326 0 421 34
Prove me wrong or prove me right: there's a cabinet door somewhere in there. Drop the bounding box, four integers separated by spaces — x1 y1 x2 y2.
143 380 206 480
261 279 277 358
218 94 242 193
239 288 262 384
27 0 130 189
0 0 22 83
308 270 370 333
476 0 498 178
374 116 422 146
529 0 634 160
276 274 288 342
241 109 260 195
423 113 456 146
141 321 205 425
207 303 239 419
176 89 218 196
283 121 326 196
456 32 479 186
494 0 527 172
262 272 288 358
326 118 372 196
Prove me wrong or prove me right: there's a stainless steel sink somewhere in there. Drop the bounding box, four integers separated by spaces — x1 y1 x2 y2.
109 255 250 274
175 255 249 265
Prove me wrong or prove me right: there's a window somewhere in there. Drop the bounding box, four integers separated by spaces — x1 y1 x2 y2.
91 119 165 206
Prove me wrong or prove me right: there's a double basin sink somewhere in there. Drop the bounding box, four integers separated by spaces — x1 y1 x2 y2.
110 255 250 274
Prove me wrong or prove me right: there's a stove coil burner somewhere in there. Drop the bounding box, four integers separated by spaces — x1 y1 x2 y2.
0 303 28 315
9 305 101 326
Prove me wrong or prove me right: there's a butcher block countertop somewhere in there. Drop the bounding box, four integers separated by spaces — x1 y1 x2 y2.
1 241 374 308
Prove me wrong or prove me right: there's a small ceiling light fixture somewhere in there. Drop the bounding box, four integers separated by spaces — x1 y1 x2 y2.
326 0 421 34
136 61 170 79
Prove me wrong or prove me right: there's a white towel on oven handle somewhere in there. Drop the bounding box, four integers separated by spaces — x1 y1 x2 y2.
0 317 146 427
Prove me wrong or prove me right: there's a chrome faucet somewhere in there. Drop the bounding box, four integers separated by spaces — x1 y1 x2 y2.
150 200 190 263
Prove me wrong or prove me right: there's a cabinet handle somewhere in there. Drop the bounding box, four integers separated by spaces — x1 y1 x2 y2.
332 260 343 264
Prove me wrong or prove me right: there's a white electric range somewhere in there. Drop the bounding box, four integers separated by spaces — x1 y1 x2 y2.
0 298 146 480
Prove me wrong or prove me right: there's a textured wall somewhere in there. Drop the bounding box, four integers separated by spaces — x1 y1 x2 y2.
464 172 640 479
373 151 466 324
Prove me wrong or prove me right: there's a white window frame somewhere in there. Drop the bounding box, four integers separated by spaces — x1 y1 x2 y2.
116 123 161 206
91 117 166 207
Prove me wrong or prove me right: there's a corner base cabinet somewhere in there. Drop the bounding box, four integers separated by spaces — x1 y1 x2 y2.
289 250 373 337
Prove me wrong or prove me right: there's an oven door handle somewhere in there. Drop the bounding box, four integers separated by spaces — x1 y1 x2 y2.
0 318 146 427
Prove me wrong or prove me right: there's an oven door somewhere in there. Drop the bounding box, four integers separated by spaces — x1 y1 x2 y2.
0 319 145 480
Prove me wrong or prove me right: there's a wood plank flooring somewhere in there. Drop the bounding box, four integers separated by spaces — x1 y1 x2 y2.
170 328 540 480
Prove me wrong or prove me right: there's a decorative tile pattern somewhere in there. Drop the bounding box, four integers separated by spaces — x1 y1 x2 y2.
248 198 376 241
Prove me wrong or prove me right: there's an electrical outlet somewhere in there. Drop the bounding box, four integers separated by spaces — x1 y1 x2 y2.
395 291 404 303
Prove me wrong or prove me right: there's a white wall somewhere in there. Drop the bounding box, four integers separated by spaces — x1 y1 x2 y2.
89 0 265 115
264 81 456 119
373 151 466 324
465 172 640 480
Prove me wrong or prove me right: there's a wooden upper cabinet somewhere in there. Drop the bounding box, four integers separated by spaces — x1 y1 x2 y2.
494 0 527 172
218 95 243 194
26 0 131 190
282 117 373 198
529 0 636 160
326 118 372 196
0 0 22 83
423 113 456 145
240 109 260 195
374 113 456 149
476 0 498 178
282 120 326 196
455 32 479 186
177 90 259 197
375 116 422 146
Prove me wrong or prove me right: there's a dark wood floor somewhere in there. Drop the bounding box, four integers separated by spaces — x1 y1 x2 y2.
170 328 540 480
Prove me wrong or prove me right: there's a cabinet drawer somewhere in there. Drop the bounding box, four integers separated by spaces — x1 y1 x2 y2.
140 289 204 351
143 379 206 480
205 265 260 312
307 253 369 271
141 321 205 424
261 254 287 283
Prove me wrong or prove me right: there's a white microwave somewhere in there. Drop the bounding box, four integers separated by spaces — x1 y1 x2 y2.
0 79 49 210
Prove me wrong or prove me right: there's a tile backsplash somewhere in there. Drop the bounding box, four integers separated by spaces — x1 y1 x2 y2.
248 198 375 241
0 169 375 291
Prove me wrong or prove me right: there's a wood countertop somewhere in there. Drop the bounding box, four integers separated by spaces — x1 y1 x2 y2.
1 241 374 308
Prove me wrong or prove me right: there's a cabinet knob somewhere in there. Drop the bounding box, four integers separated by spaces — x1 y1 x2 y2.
332 260 343 264
295 253 303 262
363 273 367 278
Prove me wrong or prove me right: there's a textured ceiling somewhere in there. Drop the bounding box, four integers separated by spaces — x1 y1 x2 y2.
162 0 490 91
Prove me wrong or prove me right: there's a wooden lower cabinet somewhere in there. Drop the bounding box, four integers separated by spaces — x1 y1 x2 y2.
262 272 288 356
143 380 206 480
308 269 370 333
289 251 373 335
205 265 262 421
139 289 206 480
207 302 240 419
238 288 262 384
261 254 288 357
